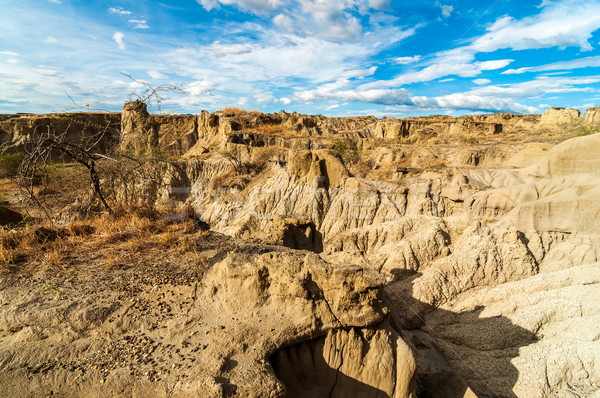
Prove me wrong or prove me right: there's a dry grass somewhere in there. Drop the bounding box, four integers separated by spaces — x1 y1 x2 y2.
221 107 262 118
349 158 375 178
0 206 210 275
222 107 248 117
256 123 286 135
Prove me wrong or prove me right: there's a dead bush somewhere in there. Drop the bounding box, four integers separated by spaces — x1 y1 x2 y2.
257 123 286 135
222 107 247 117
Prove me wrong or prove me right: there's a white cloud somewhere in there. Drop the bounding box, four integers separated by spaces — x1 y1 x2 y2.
294 81 413 105
279 97 292 105
129 19 149 29
198 0 283 14
435 2 453 18
128 79 148 89
368 0 390 10
211 43 252 55
473 78 491 85
362 47 513 89
48 0 61 4
292 81 538 113
255 92 275 103
294 0 365 42
466 76 600 97
197 0 219 11
392 55 421 64
112 32 125 50
359 0 600 94
272 0 419 44
0 51 21 57
471 0 600 52
412 94 538 113
342 66 377 79
7 59 22 65
475 59 513 70
273 14 298 34
503 55 600 74
44 36 58 44
108 7 132 16
148 70 168 79
292 72 598 114
185 80 216 96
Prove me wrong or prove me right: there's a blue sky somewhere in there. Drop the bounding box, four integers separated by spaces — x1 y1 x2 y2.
1 0 600 116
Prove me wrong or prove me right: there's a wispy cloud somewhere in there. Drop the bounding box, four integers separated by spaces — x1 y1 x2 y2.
211 43 252 55
392 55 421 65
148 70 168 79
108 6 132 16
129 19 150 29
197 0 283 14
503 56 600 74
473 78 491 85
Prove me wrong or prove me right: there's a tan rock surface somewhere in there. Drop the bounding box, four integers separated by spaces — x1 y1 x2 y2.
540 107 581 126
0 248 408 398
2 105 600 397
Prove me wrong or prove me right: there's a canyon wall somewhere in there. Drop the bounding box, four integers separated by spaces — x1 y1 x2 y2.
1 104 599 397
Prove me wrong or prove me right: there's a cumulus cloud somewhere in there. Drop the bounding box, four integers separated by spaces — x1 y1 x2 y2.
471 0 600 52
503 55 600 74
108 7 132 16
129 19 149 29
112 32 125 50
197 0 219 11
435 2 453 18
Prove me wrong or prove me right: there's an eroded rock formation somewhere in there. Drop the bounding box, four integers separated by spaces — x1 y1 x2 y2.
1 104 599 397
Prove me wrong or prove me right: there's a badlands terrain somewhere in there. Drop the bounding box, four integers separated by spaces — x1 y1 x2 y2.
0 104 598 397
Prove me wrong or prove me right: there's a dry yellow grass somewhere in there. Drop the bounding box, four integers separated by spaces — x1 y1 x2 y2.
257 123 286 135
0 206 208 275
222 107 247 116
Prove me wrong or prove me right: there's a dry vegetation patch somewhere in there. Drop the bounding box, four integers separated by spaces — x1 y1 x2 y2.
0 207 224 283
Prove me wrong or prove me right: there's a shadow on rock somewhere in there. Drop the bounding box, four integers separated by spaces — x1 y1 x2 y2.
270 336 389 398
386 275 538 398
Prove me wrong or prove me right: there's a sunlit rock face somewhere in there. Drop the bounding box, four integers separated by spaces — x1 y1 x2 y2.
0 105 599 397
